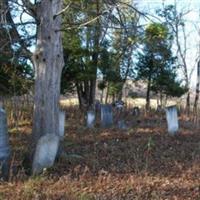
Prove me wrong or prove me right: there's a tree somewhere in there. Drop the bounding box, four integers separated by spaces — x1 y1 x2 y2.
151 68 187 106
156 4 192 113
109 3 139 101
193 60 200 113
31 1 64 142
0 57 33 96
0 0 34 97
2 0 65 143
61 0 104 110
61 0 141 107
136 23 185 109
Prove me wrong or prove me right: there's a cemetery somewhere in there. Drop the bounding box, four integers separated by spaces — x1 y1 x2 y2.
0 100 200 199
0 0 200 199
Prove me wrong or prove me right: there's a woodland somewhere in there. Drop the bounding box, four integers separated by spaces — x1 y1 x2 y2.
0 0 200 199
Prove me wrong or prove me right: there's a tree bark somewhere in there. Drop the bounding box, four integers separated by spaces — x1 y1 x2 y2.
146 76 151 111
100 89 104 103
88 0 100 108
193 61 200 114
105 83 110 104
32 0 64 142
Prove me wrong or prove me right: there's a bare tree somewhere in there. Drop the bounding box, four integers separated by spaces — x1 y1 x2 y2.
193 60 200 114
157 2 192 114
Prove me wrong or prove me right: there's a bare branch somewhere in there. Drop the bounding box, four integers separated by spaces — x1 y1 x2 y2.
53 2 72 19
21 0 36 18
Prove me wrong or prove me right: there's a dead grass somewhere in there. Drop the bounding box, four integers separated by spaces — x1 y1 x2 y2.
0 106 200 200
60 97 177 109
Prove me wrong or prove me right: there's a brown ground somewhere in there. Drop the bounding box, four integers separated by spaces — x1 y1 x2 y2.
0 106 200 200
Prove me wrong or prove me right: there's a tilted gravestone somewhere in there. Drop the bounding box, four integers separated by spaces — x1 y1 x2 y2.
101 104 113 128
0 107 11 180
32 134 60 175
59 110 65 139
165 105 179 135
87 110 95 128
117 119 127 130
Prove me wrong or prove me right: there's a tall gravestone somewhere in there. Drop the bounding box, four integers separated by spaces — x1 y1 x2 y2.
59 110 65 139
32 134 60 175
165 105 179 135
101 104 113 128
87 110 95 128
0 107 11 180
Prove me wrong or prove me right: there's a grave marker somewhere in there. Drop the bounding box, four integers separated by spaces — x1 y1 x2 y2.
165 105 179 135
117 120 127 130
87 110 95 128
0 107 11 180
32 134 60 175
101 104 113 128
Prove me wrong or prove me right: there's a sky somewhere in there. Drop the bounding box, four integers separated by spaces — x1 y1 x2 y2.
135 0 200 87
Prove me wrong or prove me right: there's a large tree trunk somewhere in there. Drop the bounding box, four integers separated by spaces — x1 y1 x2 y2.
32 0 64 142
88 0 100 109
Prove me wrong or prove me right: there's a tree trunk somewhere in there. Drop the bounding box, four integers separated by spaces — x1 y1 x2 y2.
117 83 123 101
105 83 109 104
193 61 200 114
186 91 190 114
100 89 104 103
160 92 163 108
76 83 83 110
146 77 151 111
88 0 100 108
32 0 64 142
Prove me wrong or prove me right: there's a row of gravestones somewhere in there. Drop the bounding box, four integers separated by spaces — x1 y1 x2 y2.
0 104 179 177
87 104 113 129
88 103 132 129
87 104 179 134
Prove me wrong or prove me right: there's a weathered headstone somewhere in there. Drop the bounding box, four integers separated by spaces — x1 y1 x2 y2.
32 134 60 175
59 110 65 139
117 120 127 130
101 104 113 128
132 106 140 116
165 105 179 135
0 107 11 180
87 110 95 128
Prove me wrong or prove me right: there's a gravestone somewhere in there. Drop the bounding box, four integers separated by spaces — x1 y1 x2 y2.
132 106 140 116
117 120 127 130
0 107 11 181
32 134 60 175
101 104 113 128
59 110 65 139
165 105 179 135
87 110 95 128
